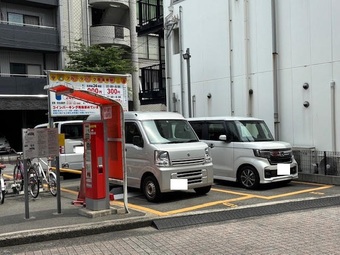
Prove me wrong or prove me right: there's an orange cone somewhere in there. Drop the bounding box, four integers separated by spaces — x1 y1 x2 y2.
109 193 114 201
72 168 86 206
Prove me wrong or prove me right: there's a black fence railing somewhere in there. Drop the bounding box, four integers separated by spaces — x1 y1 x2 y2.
293 149 340 176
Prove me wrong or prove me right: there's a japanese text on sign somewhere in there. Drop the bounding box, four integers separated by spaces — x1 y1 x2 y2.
47 71 130 116
22 128 59 159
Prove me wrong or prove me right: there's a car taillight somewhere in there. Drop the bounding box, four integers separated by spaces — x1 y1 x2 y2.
60 145 65 154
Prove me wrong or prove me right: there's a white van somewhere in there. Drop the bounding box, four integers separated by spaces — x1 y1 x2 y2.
34 120 84 170
87 111 214 202
187 116 298 189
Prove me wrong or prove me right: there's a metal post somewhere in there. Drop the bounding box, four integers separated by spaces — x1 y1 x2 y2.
24 159 30 219
183 48 192 117
55 156 61 214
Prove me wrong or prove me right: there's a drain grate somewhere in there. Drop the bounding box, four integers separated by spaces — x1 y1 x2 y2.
152 196 340 230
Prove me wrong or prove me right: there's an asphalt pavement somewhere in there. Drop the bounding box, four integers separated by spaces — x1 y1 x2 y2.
1 178 340 248
1 152 340 249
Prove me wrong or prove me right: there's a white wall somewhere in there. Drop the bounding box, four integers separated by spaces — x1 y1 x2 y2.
165 0 340 151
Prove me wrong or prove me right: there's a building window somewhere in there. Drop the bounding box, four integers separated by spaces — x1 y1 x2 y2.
115 26 124 39
10 63 41 77
10 63 26 75
8 12 39 26
173 28 179 54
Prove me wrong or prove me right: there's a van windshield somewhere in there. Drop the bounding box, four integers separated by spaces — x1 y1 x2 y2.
142 119 199 144
235 120 274 142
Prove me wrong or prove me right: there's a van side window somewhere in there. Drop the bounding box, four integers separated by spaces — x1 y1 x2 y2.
207 122 225 141
225 121 240 142
189 122 203 139
61 124 83 139
125 122 142 144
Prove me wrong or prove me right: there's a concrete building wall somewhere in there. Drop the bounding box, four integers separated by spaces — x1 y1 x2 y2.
164 0 340 151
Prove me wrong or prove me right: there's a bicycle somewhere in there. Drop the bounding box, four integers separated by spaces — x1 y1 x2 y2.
12 152 40 198
30 157 57 197
0 163 6 204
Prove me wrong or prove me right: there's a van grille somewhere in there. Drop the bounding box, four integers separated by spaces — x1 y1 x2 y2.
171 157 205 166
172 170 203 184
268 149 293 165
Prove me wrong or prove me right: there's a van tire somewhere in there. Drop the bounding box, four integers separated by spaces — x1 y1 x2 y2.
194 185 211 195
142 176 162 202
238 166 259 189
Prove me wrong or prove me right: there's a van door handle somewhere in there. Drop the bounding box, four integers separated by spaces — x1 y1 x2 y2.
209 143 214 148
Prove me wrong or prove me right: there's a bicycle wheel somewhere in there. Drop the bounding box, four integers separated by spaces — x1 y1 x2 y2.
28 166 40 198
0 190 4 204
0 176 5 204
12 164 23 192
48 171 57 196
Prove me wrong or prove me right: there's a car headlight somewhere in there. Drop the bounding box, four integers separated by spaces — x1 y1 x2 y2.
253 149 271 159
205 147 212 163
155 150 170 166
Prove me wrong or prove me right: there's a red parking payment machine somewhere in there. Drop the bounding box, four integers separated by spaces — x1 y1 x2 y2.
83 121 108 210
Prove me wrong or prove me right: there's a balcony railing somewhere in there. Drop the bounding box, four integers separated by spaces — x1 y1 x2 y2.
0 22 59 52
137 0 163 35
139 63 166 105
0 75 47 95
90 25 131 47
89 0 129 8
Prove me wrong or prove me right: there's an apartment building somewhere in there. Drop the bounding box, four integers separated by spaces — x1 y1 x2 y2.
0 0 166 151
0 0 60 150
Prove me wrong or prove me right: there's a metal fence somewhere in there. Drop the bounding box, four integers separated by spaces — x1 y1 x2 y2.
293 148 340 176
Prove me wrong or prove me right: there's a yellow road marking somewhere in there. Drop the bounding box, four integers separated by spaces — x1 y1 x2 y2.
222 202 238 208
61 187 78 195
6 175 334 217
111 200 166 216
111 195 252 216
212 184 333 200
310 191 325 195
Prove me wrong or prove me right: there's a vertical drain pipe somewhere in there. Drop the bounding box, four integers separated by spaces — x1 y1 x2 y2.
271 0 280 140
179 6 185 116
244 0 252 117
228 0 234 115
165 23 173 112
330 81 336 151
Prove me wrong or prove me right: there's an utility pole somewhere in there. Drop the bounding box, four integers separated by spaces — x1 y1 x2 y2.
129 0 140 111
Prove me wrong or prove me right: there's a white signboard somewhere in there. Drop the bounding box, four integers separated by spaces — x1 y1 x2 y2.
47 71 130 116
22 128 59 159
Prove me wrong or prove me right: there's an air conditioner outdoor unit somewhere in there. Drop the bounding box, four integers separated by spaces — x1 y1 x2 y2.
292 146 316 174
316 152 338 176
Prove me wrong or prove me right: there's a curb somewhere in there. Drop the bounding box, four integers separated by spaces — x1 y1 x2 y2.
1 194 340 248
0 215 155 248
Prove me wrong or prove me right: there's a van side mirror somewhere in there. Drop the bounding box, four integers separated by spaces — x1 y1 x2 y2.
219 134 232 143
219 134 227 141
132 136 143 147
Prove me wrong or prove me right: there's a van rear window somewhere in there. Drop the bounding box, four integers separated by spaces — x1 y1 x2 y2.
60 124 83 139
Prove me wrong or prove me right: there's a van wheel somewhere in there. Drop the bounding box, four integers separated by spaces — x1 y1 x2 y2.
142 176 162 202
194 185 211 195
238 166 259 189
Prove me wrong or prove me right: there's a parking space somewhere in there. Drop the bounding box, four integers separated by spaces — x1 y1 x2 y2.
2 163 338 217
109 180 336 216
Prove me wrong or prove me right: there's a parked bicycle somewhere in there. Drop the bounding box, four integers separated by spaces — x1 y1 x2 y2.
0 163 6 204
12 152 40 198
31 157 57 197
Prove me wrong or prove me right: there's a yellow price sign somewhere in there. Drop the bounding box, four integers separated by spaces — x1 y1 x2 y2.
59 133 65 146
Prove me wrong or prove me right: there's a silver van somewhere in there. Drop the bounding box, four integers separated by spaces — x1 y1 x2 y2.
187 116 298 189
34 120 84 170
88 111 214 202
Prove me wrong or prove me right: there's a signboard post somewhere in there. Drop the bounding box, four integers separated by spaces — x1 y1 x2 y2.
22 128 59 219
